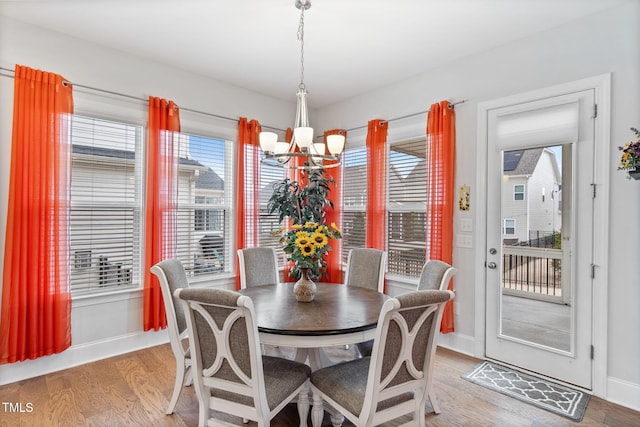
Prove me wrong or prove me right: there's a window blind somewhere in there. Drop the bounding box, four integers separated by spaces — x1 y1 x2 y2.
70 115 142 293
493 100 579 150
258 160 287 259
387 139 427 277
342 147 367 266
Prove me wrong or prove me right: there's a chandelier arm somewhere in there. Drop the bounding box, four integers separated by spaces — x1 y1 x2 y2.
261 152 341 169
261 156 341 170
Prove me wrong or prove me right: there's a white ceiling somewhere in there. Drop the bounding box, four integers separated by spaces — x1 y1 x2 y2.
0 0 626 108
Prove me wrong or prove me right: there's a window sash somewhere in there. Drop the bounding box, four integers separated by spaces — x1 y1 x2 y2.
514 184 525 200
387 139 427 277
175 133 232 279
504 219 516 235
70 115 142 294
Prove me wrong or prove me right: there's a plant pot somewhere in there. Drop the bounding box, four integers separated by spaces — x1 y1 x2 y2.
628 168 640 180
293 268 316 302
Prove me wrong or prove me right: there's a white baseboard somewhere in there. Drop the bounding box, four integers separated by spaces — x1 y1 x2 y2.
437 331 478 358
607 376 640 412
0 330 169 386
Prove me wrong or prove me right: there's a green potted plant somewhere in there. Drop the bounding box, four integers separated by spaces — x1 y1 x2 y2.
267 166 341 282
618 127 640 180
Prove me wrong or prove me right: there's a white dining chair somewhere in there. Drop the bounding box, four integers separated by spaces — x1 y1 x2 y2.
344 248 386 357
150 259 193 414
344 248 386 292
417 259 457 292
309 289 455 427
175 287 311 427
237 247 280 289
416 259 457 414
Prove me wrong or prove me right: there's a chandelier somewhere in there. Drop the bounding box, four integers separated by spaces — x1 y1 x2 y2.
259 0 345 170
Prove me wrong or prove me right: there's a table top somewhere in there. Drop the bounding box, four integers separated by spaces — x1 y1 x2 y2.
238 282 389 337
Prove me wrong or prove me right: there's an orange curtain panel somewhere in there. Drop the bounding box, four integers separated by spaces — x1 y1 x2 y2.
235 117 262 289
365 119 388 250
426 100 456 333
0 65 74 363
283 127 299 282
323 129 346 284
143 96 180 331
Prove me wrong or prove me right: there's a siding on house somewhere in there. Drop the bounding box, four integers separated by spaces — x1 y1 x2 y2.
501 148 561 244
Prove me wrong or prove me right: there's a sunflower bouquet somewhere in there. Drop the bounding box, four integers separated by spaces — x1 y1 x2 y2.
275 221 342 280
618 127 640 176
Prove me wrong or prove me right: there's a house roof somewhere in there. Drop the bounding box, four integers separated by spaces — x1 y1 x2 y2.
196 168 224 191
504 148 544 176
72 144 204 168
73 145 224 191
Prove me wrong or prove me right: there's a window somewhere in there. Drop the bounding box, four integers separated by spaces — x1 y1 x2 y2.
175 134 232 277
504 219 516 235
342 148 367 266
70 115 142 293
514 184 525 200
69 116 235 293
194 197 221 232
387 139 427 277
258 161 286 257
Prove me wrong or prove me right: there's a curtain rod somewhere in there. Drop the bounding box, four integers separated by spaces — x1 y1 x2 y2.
0 66 285 132
2 66 467 135
342 99 467 134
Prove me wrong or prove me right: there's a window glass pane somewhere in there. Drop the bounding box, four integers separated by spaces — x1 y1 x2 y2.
175 134 231 277
388 139 427 277
70 115 142 293
514 184 525 201
504 219 516 235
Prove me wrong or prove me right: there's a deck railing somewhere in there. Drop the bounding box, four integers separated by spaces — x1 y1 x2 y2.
502 245 563 298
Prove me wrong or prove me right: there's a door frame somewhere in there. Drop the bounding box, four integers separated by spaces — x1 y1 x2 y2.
474 74 611 397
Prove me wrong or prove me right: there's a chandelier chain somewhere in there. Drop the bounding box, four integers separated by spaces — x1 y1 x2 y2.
297 5 305 90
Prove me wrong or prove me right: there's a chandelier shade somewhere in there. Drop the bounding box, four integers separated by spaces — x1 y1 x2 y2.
259 0 345 170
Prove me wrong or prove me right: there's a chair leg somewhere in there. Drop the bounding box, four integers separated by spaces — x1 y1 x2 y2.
329 413 344 427
428 390 441 414
166 359 186 414
311 391 324 427
297 387 309 427
198 398 208 427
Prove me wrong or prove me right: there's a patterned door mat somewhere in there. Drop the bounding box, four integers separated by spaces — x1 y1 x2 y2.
462 361 591 421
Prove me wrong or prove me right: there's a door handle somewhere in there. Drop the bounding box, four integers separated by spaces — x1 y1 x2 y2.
487 261 497 269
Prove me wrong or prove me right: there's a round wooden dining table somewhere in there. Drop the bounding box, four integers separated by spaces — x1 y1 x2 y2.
238 282 389 369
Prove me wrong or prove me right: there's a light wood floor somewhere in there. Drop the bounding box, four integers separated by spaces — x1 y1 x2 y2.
1 343 638 427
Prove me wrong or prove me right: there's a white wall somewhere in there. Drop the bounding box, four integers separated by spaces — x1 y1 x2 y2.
0 16 295 385
316 0 640 410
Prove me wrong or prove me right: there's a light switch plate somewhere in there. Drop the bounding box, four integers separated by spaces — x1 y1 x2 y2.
460 218 473 232
456 234 473 248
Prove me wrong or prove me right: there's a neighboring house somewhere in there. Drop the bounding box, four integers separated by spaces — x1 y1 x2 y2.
341 141 428 276
501 148 562 245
